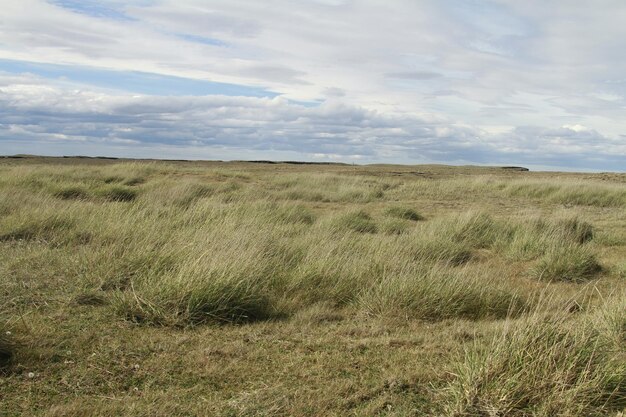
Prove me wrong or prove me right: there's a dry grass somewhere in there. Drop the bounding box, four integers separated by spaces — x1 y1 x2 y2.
0 157 624 416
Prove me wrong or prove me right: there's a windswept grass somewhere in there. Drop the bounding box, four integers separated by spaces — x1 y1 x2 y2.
393 176 626 208
0 159 624 415
94 185 138 202
358 265 524 320
384 206 424 221
531 244 602 282
443 296 626 416
0 211 75 243
331 210 378 233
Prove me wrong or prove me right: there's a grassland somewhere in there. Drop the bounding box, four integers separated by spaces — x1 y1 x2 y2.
0 156 624 416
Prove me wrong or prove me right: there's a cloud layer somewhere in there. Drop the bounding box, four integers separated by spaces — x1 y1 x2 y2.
1 0 625 170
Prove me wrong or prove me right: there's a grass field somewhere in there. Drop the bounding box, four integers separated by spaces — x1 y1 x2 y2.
0 156 624 416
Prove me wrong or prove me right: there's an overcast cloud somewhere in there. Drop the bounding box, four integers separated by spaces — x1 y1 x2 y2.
1 0 625 170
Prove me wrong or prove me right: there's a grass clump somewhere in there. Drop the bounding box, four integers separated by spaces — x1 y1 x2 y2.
531 244 601 282
175 183 215 206
95 185 138 202
115 231 284 325
380 218 411 235
119 274 272 325
271 204 316 225
406 238 473 265
73 291 108 306
332 210 377 234
122 176 146 186
53 186 90 200
502 216 595 261
384 206 424 221
443 299 626 416
0 327 13 369
0 215 74 243
359 266 524 320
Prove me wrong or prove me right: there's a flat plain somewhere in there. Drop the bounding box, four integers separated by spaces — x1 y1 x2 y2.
0 156 624 416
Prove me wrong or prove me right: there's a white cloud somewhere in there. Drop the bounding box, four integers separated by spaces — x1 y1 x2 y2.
1 74 625 170
0 1 625 169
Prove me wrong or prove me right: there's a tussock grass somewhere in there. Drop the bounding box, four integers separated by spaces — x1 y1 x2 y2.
531 244 602 282
443 296 626 416
332 210 378 233
0 212 75 243
359 265 523 320
122 176 146 186
384 206 424 221
94 185 138 202
53 186 90 200
380 218 411 235
115 229 286 325
174 183 215 206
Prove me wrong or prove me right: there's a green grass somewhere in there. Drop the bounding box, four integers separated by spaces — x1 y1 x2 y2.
443 296 626 416
384 206 424 221
94 185 138 202
531 244 602 282
0 158 624 416
53 186 90 200
332 210 378 233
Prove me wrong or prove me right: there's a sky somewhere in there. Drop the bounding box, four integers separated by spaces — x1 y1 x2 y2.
1 0 626 171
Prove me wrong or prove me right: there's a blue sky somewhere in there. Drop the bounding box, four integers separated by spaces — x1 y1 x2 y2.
1 0 625 171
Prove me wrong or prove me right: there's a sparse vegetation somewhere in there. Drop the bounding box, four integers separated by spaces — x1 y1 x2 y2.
1 158 624 416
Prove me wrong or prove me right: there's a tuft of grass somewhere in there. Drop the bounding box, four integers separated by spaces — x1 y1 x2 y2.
0 216 74 243
54 186 90 200
384 206 424 221
359 266 524 320
117 271 273 326
332 210 378 234
272 204 316 225
380 218 411 235
175 183 215 206
114 231 285 325
0 327 13 369
122 176 146 186
95 185 138 202
501 216 595 261
531 244 602 282
406 238 473 266
103 175 124 184
443 298 626 416
73 291 108 306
